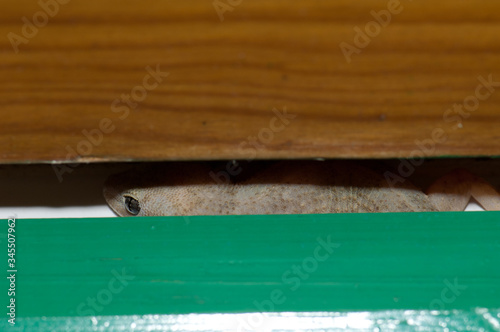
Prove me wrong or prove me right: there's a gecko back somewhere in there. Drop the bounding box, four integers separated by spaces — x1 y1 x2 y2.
232 161 436 214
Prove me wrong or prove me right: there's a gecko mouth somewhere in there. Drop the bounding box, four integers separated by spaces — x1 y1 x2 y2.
103 171 133 217
103 185 125 216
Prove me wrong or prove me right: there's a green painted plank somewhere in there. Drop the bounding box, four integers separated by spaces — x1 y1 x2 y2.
4 310 500 332
2 212 500 319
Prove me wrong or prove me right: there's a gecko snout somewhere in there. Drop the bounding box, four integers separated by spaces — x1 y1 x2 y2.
103 170 143 217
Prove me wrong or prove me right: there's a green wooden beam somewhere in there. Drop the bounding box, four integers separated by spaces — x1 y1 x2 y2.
2 212 499 321
5 309 500 331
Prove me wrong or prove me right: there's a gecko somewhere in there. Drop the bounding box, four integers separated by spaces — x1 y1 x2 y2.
103 161 500 217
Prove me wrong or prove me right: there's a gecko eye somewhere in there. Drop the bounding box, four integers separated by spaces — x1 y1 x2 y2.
124 196 140 215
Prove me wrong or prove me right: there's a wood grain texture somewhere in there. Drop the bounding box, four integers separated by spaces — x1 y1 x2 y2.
1 0 500 163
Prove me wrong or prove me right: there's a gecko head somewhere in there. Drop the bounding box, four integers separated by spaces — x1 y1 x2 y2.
103 166 159 217
103 163 211 217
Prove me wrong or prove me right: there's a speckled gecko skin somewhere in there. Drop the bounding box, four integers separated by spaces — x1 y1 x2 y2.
103 160 499 217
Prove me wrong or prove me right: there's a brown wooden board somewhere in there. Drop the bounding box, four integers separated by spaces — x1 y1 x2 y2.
1 0 500 163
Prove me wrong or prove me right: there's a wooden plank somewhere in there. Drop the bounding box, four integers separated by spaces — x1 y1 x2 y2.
6 212 500 318
1 0 500 163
